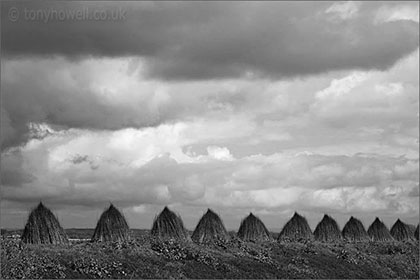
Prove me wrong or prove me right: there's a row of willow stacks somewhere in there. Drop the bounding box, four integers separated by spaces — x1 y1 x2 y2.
277 212 418 242
20 203 420 244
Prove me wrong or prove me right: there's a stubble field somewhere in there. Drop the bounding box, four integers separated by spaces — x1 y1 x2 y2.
1 229 419 279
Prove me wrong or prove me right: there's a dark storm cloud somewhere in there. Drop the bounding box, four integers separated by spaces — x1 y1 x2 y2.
0 57 241 150
0 150 36 186
0 58 158 150
2 1 418 80
1 56 265 150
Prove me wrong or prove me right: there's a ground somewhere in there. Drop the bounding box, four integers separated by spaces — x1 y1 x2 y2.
1 229 419 279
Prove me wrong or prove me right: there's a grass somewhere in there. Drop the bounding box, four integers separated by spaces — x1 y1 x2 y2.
1 229 419 279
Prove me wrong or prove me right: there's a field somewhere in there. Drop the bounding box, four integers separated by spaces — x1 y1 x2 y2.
1 229 419 279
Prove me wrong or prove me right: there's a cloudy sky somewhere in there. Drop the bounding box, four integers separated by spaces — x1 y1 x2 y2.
1 1 419 231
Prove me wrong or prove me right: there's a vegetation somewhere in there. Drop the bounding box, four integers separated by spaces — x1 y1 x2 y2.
4 207 419 279
1 229 419 279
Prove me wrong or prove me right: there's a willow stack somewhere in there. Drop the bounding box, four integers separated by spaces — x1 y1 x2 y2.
237 213 272 242
278 212 313 242
151 206 190 240
21 202 68 245
91 204 130 242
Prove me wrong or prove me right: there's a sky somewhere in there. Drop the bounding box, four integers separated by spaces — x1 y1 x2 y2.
1 1 419 231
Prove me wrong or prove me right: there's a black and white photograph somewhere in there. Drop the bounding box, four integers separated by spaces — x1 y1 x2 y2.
1 1 419 279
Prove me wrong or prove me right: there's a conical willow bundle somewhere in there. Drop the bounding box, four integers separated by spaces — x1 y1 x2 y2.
342 216 370 242
192 209 229 243
278 212 313 242
21 202 69 245
314 214 342 242
91 204 130 242
237 213 271 242
367 217 393 241
151 206 190 240
390 219 415 241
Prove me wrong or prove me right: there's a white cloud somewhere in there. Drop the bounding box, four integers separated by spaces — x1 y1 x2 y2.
1 125 418 228
325 1 360 20
315 72 370 100
132 205 148 213
375 4 420 24
1 34 418 229
310 50 419 141
207 146 234 161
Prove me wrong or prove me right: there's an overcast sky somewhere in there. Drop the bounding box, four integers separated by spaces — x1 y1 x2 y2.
1 1 419 231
